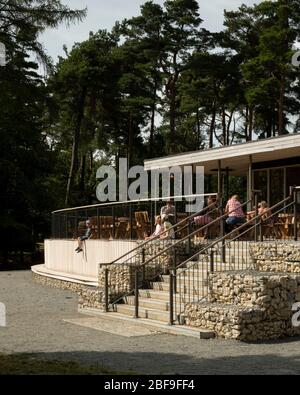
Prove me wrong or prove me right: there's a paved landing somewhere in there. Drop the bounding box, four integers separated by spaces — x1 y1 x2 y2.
63 316 161 337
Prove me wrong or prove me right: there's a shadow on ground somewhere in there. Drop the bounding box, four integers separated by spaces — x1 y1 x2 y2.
5 350 300 375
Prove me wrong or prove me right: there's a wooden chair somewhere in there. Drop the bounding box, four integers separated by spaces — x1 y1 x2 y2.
135 211 151 239
115 217 130 240
96 216 114 239
175 213 189 238
276 214 290 239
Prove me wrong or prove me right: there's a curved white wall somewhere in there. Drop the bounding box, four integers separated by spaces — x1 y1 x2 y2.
44 239 138 279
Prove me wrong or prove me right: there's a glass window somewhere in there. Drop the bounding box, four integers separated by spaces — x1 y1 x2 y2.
254 171 268 202
270 168 284 207
287 166 300 204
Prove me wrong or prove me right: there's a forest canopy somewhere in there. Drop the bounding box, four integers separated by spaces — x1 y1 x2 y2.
0 0 300 260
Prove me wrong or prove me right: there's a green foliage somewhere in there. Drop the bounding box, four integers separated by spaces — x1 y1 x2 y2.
1 0 300 260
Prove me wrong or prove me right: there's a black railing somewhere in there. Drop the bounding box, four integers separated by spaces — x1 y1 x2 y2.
171 187 300 326
102 197 222 311
51 194 217 241
104 192 263 316
101 188 300 325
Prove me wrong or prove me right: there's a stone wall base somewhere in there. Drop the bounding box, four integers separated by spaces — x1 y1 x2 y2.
185 302 300 341
32 272 85 294
32 272 106 311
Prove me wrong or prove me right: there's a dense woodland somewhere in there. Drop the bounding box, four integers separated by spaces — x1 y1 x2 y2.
0 0 300 263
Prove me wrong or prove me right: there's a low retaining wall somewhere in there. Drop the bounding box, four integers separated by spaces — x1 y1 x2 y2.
250 242 300 273
78 286 105 310
32 272 85 294
136 239 206 269
184 271 300 341
33 272 106 310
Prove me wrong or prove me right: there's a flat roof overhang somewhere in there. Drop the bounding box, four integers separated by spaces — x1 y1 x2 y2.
144 134 300 176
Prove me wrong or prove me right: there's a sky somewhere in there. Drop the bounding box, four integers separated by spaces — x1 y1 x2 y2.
40 0 258 63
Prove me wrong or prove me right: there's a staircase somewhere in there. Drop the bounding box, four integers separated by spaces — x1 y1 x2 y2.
114 241 252 326
79 192 300 339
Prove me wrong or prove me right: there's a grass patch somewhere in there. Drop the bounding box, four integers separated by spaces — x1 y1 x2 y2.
0 353 134 375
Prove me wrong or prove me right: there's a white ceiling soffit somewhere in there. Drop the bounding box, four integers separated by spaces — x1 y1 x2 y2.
144 134 300 171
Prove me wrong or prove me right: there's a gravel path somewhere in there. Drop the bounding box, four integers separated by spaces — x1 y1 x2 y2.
1 271 300 375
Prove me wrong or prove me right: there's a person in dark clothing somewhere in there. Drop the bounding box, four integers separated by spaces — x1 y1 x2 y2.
75 220 93 253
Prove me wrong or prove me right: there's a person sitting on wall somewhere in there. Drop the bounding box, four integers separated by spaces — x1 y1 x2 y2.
75 219 93 253
145 215 163 240
160 216 175 240
160 199 176 225
225 195 246 231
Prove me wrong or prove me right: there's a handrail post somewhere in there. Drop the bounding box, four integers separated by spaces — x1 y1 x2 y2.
173 246 177 293
112 206 116 239
210 249 214 273
219 197 226 263
254 192 259 242
130 204 133 240
142 248 146 283
169 271 174 326
104 267 109 312
260 218 263 242
134 268 139 319
294 188 298 242
97 208 100 239
187 219 191 255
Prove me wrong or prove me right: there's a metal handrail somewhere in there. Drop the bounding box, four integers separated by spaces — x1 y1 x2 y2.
117 197 252 270
106 196 254 310
171 193 298 323
175 195 293 273
52 193 217 214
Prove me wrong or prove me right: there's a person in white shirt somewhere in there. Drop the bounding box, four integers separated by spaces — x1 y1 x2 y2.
146 216 163 240
160 200 176 225
160 216 175 240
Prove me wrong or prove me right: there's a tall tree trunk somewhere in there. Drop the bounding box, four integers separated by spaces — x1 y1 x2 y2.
79 154 86 195
166 71 179 153
65 88 86 207
149 76 158 157
221 107 226 146
169 84 176 149
278 77 285 135
196 107 201 149
249 106 253 141
89 150 93 174
245 106 249 141
209 104 216 149
127 111 133 168
226 110 234 145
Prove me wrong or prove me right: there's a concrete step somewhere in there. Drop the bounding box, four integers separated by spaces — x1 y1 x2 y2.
80 308 215 339
126 295 170 311
116 304 170 322
151 281 205 294
139 289 170 301
185 261 252 272
161 274 207 284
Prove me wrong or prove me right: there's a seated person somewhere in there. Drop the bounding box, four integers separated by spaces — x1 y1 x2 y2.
146 215 163 240
258 201 273 223
160 216 175 240
75 219 93 253
194 195 216 225
160 200 176 225
225 195 246 229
